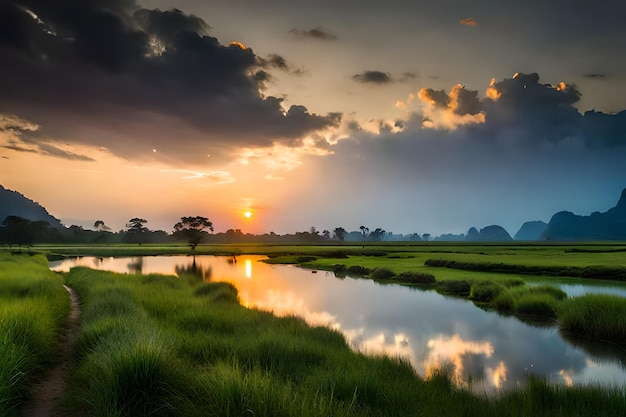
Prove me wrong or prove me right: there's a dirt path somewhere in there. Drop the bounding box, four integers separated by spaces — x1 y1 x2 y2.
19 285 80 417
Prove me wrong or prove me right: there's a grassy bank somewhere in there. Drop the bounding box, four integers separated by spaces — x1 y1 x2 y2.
425 258 626 281
0 252 70 416
59 267 626 416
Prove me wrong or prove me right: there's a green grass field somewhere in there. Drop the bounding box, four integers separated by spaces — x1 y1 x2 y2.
3 243 626 416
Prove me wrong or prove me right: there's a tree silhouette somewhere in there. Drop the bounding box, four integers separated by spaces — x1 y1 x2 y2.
359 225 369 241
333 227 347 242
369 228 386 241
123 218 149 245
93 220 111 231
1 216 34 251
173 216 214 251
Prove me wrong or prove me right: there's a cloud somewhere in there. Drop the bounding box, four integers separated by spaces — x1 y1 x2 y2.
583 73 607 79
160 169 235 184
417 84 485 129
286 72 626 235
459 17 479 27
0 0 341 164
0 113 94 161
258 53 304 76
289 27 338 41
352 71 393 85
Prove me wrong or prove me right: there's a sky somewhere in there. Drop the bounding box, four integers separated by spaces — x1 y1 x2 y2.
1 0 626 236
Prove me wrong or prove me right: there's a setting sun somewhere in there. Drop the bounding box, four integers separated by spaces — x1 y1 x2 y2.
244 211 253 219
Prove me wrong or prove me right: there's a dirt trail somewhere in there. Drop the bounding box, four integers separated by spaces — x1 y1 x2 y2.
19 285 80 417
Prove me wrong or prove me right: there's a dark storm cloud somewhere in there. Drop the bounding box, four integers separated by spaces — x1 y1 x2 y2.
288 27 338 41
352 71 393 85
0 0 341 163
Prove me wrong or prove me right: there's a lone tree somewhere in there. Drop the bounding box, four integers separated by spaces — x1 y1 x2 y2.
333 227 347 242
359 225 369 240
173 216 214 251
93 220 111 231
123 218 149 245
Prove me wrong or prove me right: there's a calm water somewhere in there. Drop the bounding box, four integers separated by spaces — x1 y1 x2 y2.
50 255 626 392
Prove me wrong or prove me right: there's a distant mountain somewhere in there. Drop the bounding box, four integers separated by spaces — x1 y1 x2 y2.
514 221 548 241
542 188 626 241
466 225 513 242
0 185 65 229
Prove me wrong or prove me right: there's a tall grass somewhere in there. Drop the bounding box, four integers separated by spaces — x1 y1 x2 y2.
559 294 626 344
0 251 70 416
62 265 626 416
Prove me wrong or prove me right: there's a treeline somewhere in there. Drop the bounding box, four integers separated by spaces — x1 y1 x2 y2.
0 215 432 247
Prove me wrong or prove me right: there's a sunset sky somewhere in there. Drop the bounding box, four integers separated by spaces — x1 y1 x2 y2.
2 0 626 236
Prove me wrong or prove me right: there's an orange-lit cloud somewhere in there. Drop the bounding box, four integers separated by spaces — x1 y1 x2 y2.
459 17 479 27
417 84 486 130
159 169 235 184
485 78 501 101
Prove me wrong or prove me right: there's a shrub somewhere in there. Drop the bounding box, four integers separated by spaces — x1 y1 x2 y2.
369 267 396 280
436 280 471 297
396 271 436 284
469 281 505 303
347 265 372 275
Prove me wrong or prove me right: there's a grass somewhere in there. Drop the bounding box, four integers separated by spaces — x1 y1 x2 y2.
0 251 70 416
61 266 626 416
559 294 626 344
2 246 626 415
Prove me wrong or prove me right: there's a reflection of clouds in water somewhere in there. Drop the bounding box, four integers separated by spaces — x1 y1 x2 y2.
487 361 508 389
424 334 494 384
560 369 574 387
343 329 415 360
48 255 626 390
249 289 339 328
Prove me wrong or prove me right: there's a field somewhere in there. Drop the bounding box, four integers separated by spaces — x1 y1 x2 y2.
3 243 626 416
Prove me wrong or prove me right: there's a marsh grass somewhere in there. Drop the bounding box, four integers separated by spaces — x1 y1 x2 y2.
559 294 626 344
0 252 70 416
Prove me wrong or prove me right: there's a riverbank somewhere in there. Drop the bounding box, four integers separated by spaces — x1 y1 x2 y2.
3 245 626 415
60 266 626 416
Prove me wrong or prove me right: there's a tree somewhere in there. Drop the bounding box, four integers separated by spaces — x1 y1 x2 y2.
333 227 346 242
173 216 214 251
422 233 431 242
123 218 149 245
369 228 386 242
359 225 369 241
322 229 331 240
94 220 111 231
1 216 34 251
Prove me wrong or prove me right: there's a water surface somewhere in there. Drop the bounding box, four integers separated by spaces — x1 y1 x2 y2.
50 255 626 392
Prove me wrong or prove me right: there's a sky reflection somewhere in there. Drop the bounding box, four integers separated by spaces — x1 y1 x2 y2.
50 255 626 392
